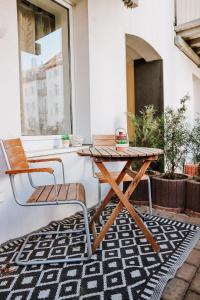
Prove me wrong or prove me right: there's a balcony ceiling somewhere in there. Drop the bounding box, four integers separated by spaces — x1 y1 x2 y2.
175 19 200 66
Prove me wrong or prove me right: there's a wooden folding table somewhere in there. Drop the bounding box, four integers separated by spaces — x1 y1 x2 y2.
78 146 163 253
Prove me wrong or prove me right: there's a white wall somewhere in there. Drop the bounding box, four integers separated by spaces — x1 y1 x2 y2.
176 0 200 25
193 74 200 116
88 0 128 135
73 0 91 143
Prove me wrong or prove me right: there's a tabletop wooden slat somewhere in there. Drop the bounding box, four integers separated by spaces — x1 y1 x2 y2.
103 146 124 157
98 146 132 157
124 148 146 157
95 147 112 157
105 146 132 157
78 146 163 159
89 147 102 157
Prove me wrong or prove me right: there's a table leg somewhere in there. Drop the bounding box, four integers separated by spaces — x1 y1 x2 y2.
92 160 160 253
92 202 124 252
90 159 133 224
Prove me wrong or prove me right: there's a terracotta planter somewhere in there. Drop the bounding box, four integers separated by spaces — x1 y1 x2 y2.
151 175 189 212
184 164 199 176
186 178 200 215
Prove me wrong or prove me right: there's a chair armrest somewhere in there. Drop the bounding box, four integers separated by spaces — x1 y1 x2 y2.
28 157 65 184
5 167 54 175
28 158 62 163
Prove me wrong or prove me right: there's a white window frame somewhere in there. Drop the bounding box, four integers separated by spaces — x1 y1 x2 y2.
19 0 77 148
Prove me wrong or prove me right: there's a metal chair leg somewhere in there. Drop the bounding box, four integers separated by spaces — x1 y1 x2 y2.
82 204 92 258
15 203 92 266
97 181 104 225
98 181 101 205
147 176 153 215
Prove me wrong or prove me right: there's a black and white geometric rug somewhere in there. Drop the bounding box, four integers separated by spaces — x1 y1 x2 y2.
0 203 200 300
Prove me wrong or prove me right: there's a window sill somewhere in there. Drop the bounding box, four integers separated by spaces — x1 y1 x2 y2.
26 145 89 158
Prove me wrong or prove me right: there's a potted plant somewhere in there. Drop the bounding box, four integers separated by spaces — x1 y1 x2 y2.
184 115 200 176
124 105 164 204
127 105 164 172
152 95 190 212
186 116 200 214
61 134 70 148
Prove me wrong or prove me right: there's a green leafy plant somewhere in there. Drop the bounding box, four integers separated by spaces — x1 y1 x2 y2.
127 105 163 148
164 95 190 179
190 115 200 164
61 134 70 141
127 105 164 172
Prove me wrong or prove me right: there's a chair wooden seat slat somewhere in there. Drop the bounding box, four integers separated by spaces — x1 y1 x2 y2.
27 183 85 204
57 183 69 201
48 184 62 202
37 185 54 202
67 183 77 201
28 186 46 203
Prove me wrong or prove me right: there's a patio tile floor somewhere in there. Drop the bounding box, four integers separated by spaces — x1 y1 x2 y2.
138 206 200 300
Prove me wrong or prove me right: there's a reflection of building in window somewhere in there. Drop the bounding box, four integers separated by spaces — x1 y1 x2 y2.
22 52 64 135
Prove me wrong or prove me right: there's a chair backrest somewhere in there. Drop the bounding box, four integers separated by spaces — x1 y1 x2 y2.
2 138 29 170
93 135 115 146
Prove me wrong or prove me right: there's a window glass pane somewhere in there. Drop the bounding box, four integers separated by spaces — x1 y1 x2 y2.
17 0 71 135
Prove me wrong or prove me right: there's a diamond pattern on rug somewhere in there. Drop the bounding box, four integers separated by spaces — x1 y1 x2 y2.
0 204 200 300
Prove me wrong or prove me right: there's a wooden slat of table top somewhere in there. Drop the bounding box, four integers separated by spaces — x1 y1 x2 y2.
96 146 130 157
133 147 163 156
125 147 154 157
104 146 132 157
78 146 163 158
93 147 112 157
89 147 102 157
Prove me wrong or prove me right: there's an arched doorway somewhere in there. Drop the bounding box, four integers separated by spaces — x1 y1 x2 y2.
126 34 164 139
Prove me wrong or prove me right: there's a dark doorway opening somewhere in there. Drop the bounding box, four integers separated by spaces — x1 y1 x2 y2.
134 59 164 115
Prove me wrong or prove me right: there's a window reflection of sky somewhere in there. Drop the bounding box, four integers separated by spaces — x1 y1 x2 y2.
21 28 62 71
